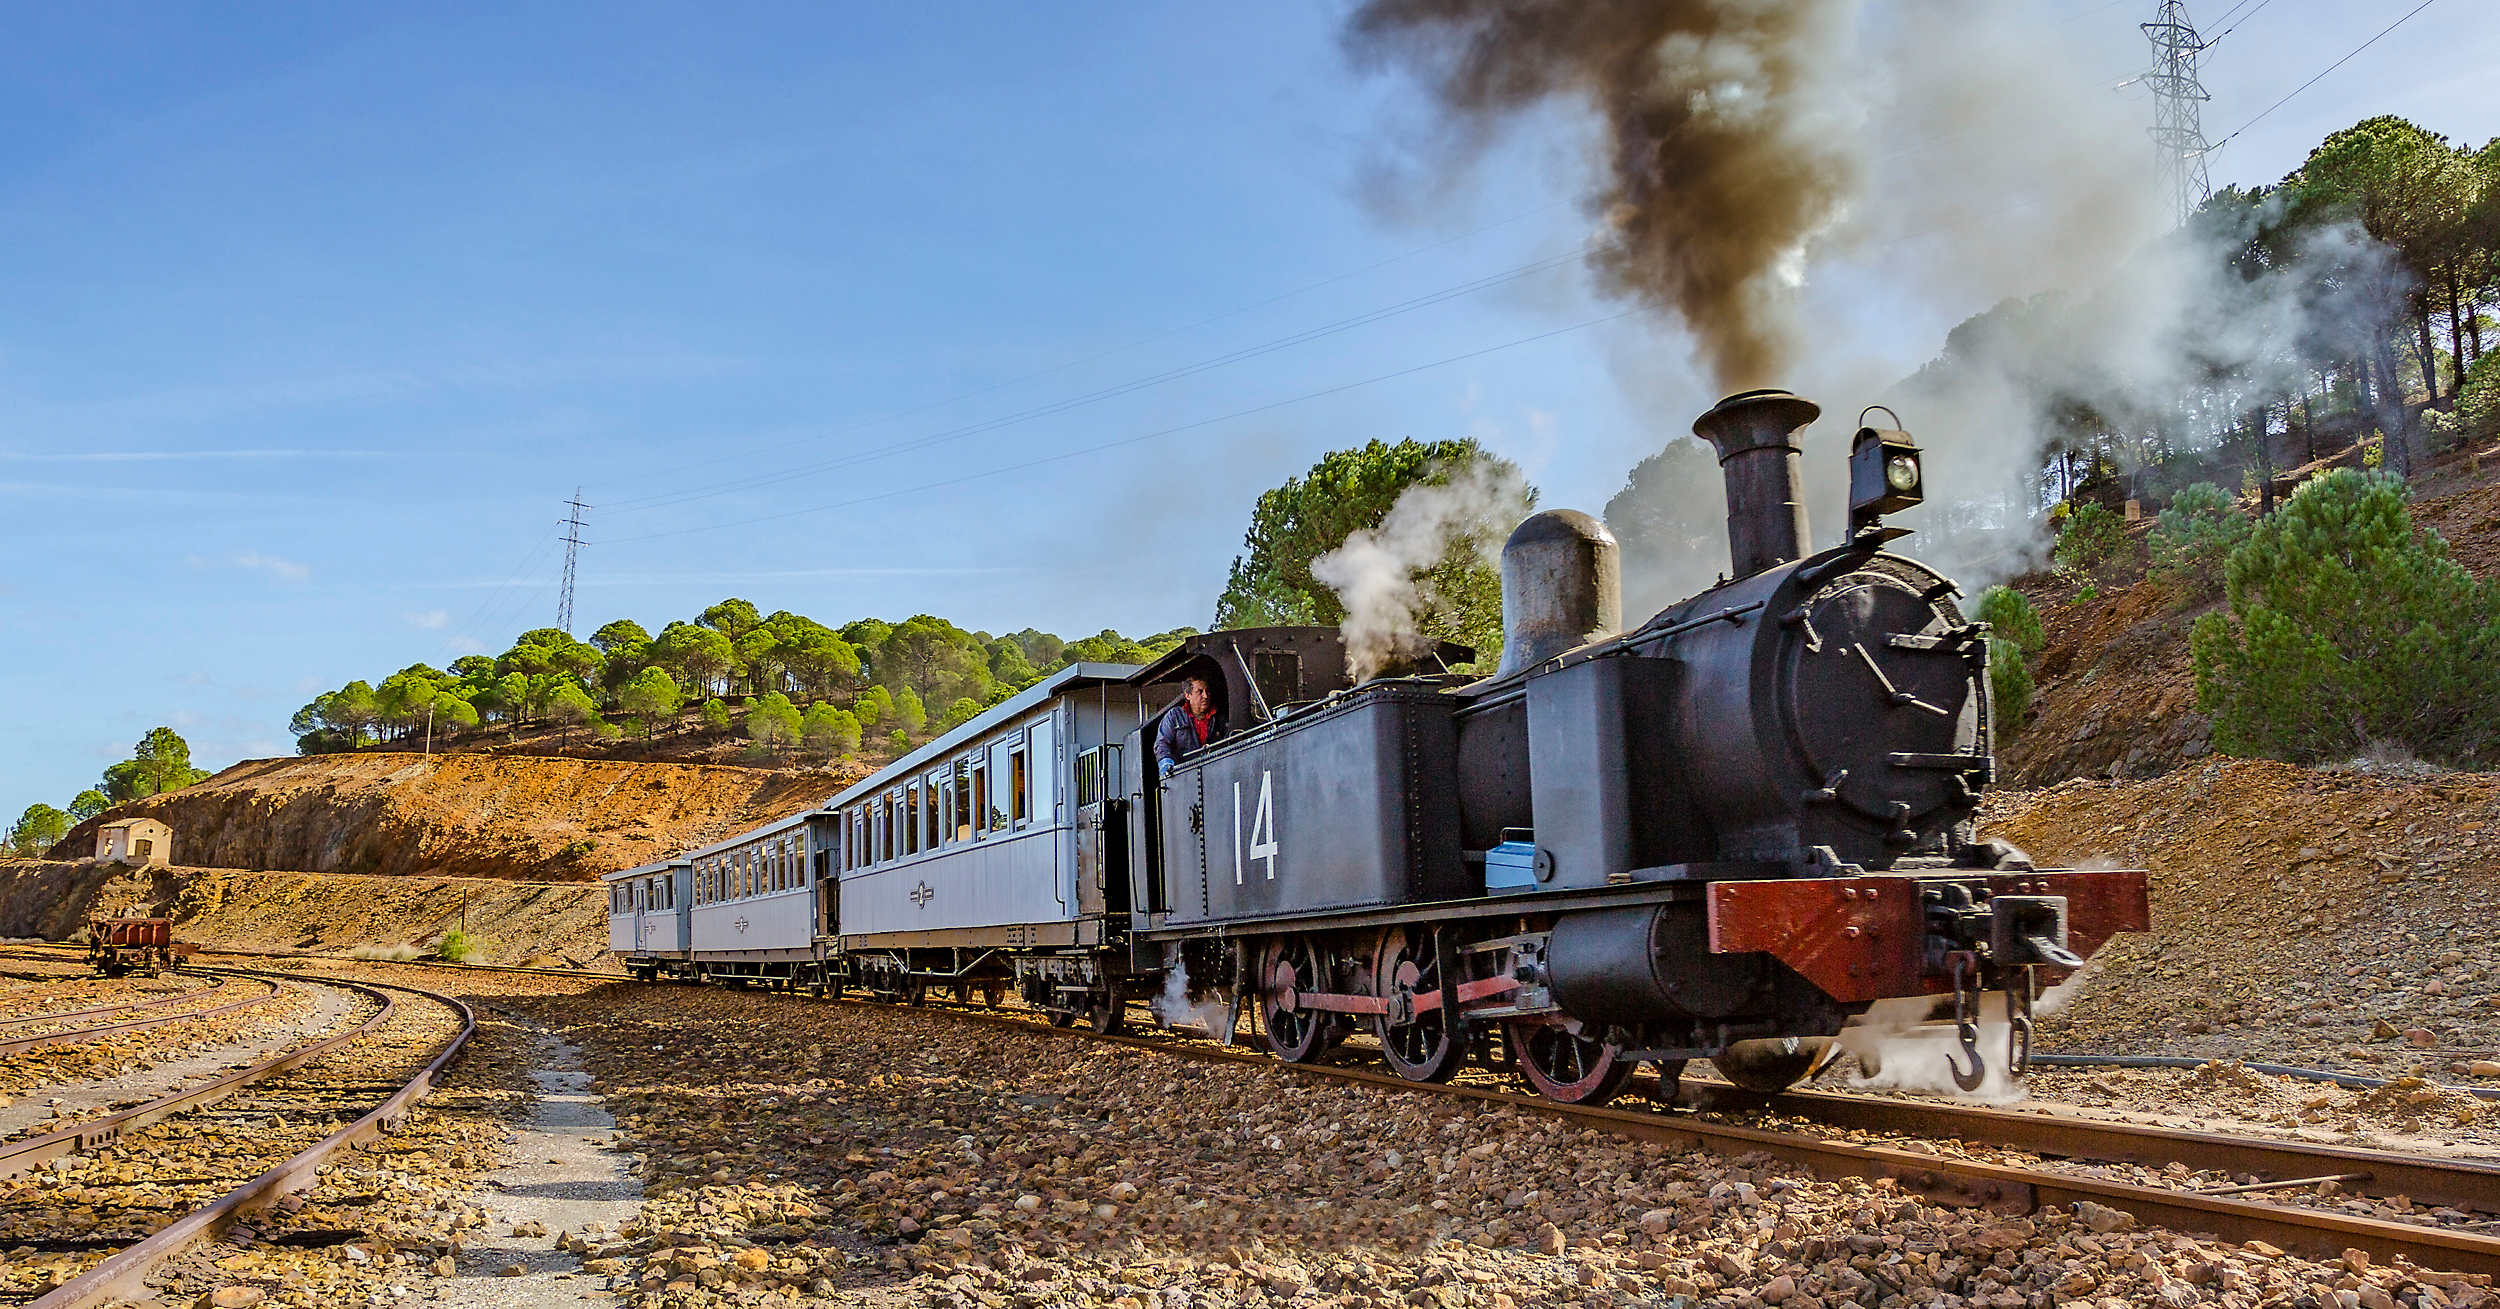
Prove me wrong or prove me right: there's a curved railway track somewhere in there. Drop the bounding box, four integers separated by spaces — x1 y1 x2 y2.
0 975 282 1058
0 973 223 1030
0 970 475 1309
820 992 2500 1279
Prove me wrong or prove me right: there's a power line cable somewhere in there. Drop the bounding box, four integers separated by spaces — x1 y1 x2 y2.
602 309 1637 546
2197 0 2275 50
2206 0 2439 152
604 241 1597 515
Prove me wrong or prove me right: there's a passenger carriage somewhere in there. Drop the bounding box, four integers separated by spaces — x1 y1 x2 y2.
603 857 691 980
681 810 838 986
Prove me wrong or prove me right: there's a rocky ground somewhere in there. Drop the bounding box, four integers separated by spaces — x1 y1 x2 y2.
1985 758 2499 1083
478 981 2492 1309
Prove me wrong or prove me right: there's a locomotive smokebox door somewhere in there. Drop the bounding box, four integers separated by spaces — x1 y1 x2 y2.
1157 685 1465 927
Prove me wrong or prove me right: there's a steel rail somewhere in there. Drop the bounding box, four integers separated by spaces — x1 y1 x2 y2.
837 997 2500 1278
26 974 476 1309
0 974 226 1031
0 972 393 1181
0 977 279 1057
1691 1084 2500 1214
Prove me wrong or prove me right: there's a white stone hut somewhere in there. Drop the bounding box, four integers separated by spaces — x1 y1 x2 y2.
96 818 173 867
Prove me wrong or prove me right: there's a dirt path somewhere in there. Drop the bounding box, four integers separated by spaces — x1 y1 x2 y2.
433 1023 643 1306
0 979 357 1140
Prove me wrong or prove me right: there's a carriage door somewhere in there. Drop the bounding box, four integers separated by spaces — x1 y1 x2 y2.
1075 746 1130 918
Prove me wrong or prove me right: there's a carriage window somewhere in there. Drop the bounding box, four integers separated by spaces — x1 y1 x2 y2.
988 738 1013 831
905 785 922 856
926 771 944 849
1010 745 1030 826
954 760 974 841
970 761 989 840
1028 718 1055 818
1074 748 1100 807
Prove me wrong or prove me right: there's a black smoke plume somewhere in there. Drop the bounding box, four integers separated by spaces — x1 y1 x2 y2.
1345 0 1854 389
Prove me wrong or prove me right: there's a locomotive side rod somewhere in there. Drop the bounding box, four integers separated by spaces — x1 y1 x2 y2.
838 995 2500 1279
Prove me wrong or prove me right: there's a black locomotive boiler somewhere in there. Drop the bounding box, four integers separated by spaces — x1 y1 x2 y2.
612 387 2148 1108
1114 388 2147 1102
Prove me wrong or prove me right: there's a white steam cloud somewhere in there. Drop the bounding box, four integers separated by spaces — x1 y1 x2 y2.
1312 459 1533 680
1836 965 2096 1104
1356 1 2415 604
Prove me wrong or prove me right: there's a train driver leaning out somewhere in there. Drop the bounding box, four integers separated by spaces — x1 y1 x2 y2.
1153 674 1228 777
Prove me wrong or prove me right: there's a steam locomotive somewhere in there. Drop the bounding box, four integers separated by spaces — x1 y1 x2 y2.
607 388 2149 1105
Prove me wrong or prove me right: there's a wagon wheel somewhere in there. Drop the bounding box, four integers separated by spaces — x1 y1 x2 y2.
1257 937 1328 1063
1088 993 1128 1036
1711 1037 1834 1094
1508 1021 1635 1106
1373 926 1465 1083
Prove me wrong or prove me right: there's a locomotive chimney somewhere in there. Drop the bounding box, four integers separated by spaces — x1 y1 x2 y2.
1495 509 1620 678
1691 388 1820 578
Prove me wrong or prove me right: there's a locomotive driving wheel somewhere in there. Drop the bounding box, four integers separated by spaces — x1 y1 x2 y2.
1374 926 1464 1083
1508 1020 1635 1106
1257 936 1328 1063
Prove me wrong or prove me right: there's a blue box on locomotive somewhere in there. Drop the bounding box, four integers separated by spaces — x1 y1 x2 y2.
1155 684 1467 926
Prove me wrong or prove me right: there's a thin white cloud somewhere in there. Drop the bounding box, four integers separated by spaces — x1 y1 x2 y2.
187 551 311 582
407 609 450 629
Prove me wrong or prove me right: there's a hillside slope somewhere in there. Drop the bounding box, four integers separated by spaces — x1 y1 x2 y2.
2003 444 2500 786
1985 758 2499 1070
51 752 860 882
0 858 608 966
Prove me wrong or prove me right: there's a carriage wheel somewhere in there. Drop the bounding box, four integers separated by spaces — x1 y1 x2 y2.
980 979 1007 1009
1257 937 1328 1063
1374 927 1464 1083
900 975 926 1006
1509 1021 1634 1106
951 980 974 1006
1046 1003 1080 1028
1711 1037 1833 1093
1088 993 1128 1036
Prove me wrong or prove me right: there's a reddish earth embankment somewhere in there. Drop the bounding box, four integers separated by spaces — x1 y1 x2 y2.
0 858 609 966
1985 758 2500 1076
2002 446 2500 788
50 752 852 882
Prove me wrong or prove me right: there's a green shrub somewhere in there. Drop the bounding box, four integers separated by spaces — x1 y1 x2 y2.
2146 482 2252 599
1974 586 2044 656
2052 502 2127 575
2426 351 2500 453
2190 469 2500 766
699 698 733 733
434 929 477 964
1973 586 2045 739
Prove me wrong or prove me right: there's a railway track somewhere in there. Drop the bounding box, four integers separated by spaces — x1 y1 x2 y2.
831 992 2500 1279
0 975 282 1058
0 970 474 1309
0 973 229 1034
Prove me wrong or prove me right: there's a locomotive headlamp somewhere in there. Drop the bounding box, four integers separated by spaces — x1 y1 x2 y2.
1849 409 1924 536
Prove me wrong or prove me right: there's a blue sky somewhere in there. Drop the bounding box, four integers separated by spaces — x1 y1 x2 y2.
4 1 2496 814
